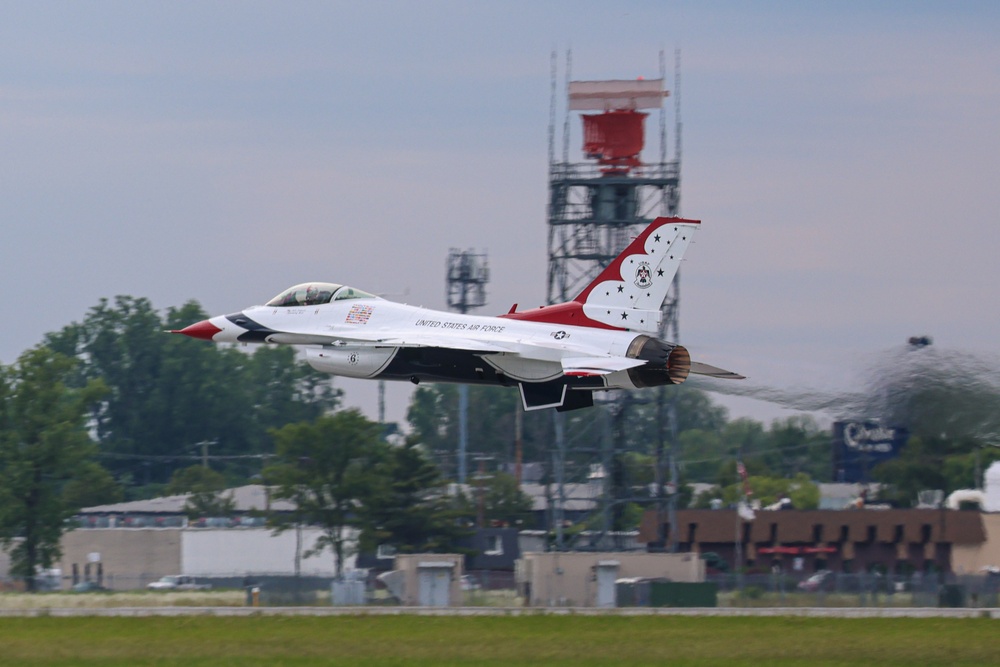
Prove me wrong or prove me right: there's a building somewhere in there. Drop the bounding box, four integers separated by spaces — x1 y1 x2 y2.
54 485 354 590
517 552 704 608
639 508 988 574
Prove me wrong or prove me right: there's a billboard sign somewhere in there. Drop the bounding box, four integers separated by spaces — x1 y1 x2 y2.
832 421 908 483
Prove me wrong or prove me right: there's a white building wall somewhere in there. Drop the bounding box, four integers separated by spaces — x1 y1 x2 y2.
518 552 705 607
182 528 357 576
985 461 1000 512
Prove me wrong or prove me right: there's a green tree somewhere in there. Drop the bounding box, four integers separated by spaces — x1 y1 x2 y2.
871 434 987 507
167 465 236 519
581 387 730 456
0 347 106 591
406 384 555 475
757 416 830 481
694 472 819 510
681 415 831 498
45 296 341 486
678 429 728 482
475 471 534 527
673 387 731 433
362 438 472 554
62 462 123 509
167 465 228 495
265 411 386 577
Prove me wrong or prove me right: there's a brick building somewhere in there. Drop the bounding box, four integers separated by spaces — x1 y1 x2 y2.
639 508 990 574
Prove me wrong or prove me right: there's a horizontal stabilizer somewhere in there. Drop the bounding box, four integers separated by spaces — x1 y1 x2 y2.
561 356 646 377
690 361 745 380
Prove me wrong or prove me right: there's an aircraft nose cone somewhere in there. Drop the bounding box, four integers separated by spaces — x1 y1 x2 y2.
171 319 223 341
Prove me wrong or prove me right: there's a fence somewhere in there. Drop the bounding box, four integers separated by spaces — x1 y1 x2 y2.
233 570 1000 609
705 572 1000 609
13 568 1000 610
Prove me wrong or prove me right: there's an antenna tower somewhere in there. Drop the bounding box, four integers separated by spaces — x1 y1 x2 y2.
546 50 682 550
446 249 490 484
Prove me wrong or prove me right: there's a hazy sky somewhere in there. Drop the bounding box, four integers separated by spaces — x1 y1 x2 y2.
3 1 999 425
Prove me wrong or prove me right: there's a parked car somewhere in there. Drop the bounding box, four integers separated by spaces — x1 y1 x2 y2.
700 552 729 574
797 570 834 592
147 575 211 591
70 581 108 593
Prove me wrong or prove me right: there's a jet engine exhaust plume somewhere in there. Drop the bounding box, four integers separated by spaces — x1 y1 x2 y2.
689 344 1000 444
861 345 1000 443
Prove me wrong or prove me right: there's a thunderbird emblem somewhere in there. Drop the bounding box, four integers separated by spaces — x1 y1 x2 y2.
635 262 653 289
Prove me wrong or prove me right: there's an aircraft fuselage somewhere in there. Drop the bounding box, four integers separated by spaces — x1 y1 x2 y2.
197 299 686 411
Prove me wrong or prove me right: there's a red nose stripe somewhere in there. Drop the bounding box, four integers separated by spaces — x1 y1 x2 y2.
171 320 223 341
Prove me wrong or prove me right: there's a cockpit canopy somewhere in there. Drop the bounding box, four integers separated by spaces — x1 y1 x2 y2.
265 282 377 308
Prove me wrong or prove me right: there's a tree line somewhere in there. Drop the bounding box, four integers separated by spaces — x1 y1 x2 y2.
0 295 533 588
42 296 341 493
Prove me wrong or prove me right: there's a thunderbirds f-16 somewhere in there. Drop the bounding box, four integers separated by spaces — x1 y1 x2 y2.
173 217 743 411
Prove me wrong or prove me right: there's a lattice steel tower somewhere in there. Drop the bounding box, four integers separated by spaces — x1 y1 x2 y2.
446 248 489 485
546 50 683 551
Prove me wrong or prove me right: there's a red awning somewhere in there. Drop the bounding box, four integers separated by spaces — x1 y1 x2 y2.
758 545 839 555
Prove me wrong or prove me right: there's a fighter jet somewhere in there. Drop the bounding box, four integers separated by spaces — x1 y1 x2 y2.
173 216 743 411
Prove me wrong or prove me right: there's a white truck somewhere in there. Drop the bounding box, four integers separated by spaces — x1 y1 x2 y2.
147 575 212 591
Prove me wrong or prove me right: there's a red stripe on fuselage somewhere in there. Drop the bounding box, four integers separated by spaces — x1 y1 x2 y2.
499 301 622 330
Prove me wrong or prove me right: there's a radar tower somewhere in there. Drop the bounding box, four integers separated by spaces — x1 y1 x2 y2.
547 50 682 550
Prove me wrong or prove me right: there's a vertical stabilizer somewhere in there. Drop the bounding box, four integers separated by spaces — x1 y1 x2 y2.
576 217 699 334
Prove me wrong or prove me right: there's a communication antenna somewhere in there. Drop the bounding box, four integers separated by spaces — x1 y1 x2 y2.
446 249 490 484
447 250 489 315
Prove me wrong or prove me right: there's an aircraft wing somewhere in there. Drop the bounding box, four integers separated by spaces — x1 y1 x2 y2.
364 333 511 353
317 329 511 353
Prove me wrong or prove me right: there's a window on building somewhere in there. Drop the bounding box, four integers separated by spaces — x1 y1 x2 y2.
484 535 503 556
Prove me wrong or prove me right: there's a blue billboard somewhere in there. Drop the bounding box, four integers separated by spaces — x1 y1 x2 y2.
832 421 908 483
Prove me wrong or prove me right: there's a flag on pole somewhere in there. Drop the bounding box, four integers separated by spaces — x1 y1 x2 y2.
736 460 753 498
736 459 756 521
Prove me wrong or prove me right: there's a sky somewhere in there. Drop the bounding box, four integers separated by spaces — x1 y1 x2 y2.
3 1 999 427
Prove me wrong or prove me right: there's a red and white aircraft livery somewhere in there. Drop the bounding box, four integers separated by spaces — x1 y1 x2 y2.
173 217 743 411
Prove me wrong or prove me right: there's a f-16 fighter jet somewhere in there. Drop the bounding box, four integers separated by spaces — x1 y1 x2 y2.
173 217 743 411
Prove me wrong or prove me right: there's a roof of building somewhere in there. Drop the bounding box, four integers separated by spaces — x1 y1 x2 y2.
520 482 600 512
80 485 294 514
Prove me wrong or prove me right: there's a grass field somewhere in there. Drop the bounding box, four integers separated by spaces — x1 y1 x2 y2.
0 615 998 666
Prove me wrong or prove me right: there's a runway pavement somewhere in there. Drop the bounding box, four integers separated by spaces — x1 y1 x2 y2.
0 606 996 618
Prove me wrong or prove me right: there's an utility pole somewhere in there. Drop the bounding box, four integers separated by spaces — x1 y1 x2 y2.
196 440 217 469
514 407 524 484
